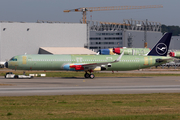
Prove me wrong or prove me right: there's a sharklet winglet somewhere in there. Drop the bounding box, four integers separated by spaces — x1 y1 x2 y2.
114 51 124 62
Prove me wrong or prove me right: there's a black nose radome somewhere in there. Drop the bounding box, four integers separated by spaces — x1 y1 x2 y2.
5 62 8 68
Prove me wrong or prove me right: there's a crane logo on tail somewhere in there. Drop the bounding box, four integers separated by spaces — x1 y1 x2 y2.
156 43 167 55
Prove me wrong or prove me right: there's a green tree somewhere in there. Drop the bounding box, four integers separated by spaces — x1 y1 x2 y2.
162 24 180 36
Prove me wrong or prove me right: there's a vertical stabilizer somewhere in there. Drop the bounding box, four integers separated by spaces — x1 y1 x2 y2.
147 33 172 56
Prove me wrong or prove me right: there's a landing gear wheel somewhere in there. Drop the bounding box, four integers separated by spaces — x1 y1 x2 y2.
89 74 95 79
84 73 90 78
14 75 18 79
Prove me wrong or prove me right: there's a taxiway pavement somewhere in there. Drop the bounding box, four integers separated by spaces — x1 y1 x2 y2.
0 76 180 96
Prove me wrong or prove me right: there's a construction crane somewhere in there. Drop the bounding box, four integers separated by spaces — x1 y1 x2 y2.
64 5 163 24
99 22 130 26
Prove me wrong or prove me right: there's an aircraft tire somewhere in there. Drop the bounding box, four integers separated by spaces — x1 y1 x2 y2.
84 73 90 78
89 74 95 79
14 75 18 79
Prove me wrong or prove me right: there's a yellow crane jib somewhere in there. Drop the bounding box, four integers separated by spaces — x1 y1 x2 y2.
64 5 163 24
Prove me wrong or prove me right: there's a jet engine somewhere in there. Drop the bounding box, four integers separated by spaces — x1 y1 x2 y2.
169 52 180 58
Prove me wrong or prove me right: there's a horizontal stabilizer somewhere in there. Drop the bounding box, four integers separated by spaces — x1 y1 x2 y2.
156 58 173 63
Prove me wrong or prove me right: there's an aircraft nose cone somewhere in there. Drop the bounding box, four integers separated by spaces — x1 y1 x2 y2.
5 62 8 68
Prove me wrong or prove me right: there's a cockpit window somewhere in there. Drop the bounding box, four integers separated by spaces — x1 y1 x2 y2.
10 57 17 61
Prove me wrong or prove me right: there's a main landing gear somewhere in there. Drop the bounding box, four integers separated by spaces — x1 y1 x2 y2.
84 72 95 79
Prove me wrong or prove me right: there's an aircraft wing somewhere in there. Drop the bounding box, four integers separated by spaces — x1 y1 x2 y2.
68 51 124 71
82 51 124 68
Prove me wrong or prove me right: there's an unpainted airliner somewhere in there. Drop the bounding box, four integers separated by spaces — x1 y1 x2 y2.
5 33 172 79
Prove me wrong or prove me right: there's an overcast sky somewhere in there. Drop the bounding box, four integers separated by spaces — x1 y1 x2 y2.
0 0 179 26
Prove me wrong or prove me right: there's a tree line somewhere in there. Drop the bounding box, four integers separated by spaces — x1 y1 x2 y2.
162 25 180 36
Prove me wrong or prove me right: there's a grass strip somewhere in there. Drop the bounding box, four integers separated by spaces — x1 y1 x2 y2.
0 93 180 120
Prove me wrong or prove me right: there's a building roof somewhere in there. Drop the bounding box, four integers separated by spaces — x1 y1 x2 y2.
39 47 96 55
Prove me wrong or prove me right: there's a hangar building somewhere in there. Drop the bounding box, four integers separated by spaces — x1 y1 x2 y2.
88 19 163 52
0 22 89 63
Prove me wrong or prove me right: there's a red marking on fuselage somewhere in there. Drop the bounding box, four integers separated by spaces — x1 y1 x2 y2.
70 65 84 70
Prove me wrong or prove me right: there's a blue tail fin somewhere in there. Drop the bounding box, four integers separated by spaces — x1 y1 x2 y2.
147 33 172 56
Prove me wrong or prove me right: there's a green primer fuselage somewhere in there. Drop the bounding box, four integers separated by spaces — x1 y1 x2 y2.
121 48 150 55
8 54 170 71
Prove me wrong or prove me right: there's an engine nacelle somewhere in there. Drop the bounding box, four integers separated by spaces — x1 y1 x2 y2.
169 52 175 57
93 66 106 71
70 65 84 70
99 49 110 55
63 64 107 71
63 64 84 71
113 48 122 54
169 51 180 58
99 48 115 55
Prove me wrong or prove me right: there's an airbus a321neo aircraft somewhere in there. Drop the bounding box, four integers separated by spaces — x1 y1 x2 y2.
5 33 172 79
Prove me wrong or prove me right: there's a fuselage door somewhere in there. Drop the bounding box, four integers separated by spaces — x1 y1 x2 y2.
22 56 27 64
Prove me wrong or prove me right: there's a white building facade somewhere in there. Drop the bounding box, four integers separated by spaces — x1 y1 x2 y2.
0 22 87 62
